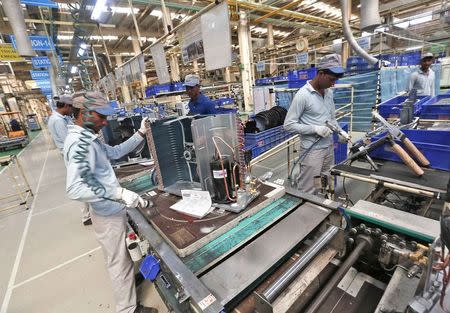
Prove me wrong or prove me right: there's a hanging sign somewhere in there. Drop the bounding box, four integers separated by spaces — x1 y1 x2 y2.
32 56 51 68
256 61 266 72
356 36 371 51
296 52 309 65
0 44 24 61
10 35 54 51
30 70 50 80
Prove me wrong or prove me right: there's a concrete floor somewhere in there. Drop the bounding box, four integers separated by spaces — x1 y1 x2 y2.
0 130 168 313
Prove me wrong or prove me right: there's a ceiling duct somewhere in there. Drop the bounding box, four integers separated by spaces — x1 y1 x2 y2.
2 0 35 56
340 0 378 65
360 0 382 32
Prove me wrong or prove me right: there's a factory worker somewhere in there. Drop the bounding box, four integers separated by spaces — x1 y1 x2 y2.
408 52 435 96
284 54 345 194
63 91 157 313
184 74 216 114
48 94 91 226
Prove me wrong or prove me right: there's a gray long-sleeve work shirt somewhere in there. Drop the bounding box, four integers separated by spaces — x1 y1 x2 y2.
283 81 338 150
64 124 144 216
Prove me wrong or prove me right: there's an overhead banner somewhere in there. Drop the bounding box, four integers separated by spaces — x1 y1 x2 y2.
21 0 58 8
10 35 54 51
180 19 204 64
0 44 24 61
32 56 51 68
150 42 170 84
200 1 232 71
30 70 50 80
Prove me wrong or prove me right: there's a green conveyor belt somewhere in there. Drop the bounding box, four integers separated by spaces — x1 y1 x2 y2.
183 195 302 274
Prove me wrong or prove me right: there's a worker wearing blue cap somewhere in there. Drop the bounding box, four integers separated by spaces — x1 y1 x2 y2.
63 91 157 313
284 54 347 194
184 74 216 114
408 52 435 96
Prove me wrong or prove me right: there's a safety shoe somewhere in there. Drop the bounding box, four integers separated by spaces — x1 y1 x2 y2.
83 218 92 226
134 304 158 313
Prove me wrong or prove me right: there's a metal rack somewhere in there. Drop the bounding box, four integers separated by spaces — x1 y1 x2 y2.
0 155 33 212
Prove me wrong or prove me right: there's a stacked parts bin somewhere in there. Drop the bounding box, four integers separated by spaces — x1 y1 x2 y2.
419 94 450 119
288 68 317 89
245 122 348 163
369 129 450 171
378 95 430 118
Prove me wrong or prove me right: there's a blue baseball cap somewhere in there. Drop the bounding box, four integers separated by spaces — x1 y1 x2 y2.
72 91 115 116
317 54 345 75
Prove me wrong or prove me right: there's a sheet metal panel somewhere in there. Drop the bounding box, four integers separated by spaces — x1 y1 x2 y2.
200 202 330 307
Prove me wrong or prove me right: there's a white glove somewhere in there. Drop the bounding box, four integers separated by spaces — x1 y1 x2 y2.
139 117 149 134
313 125 332 138
115 187 145 208
338 134 350 144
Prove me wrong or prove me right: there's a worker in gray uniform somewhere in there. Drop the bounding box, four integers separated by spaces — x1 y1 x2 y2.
408 52 435 96
63 91 157 313
284 54 346 194
48 94 91 225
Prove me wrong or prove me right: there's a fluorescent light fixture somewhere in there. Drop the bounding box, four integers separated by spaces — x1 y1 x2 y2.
150 10 163 19
405 45 423 51
110 6 139 14
68 78 73 83
71 66 78 74
91 0 107 20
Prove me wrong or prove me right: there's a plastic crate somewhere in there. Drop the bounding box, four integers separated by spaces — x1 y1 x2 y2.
245 122 348 160
378 95 430 118
333 123 348 164
369 129 450 171
288 80 307 89
170 82 184 92
288 68 317 82
273 75 288 83
139 255 160 281
145 86 155 97
419 95 450 119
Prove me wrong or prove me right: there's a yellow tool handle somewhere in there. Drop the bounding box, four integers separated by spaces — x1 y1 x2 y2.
403 138 430 167
390 142 424 176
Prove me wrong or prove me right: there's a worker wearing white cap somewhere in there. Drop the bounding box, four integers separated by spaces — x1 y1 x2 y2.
48 94 92 226
408 52 435 96
64 91 157 313
284 54 347 194
184 74 215 114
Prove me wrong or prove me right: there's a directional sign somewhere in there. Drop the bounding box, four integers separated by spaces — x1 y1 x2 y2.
10 35 54 51
30 70 50 80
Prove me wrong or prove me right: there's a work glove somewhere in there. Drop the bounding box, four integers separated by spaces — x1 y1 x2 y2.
338 134 350 144
115 187 146 208
313 125 332 138
139 117 149 134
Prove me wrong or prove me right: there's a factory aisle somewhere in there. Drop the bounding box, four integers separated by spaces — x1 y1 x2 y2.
0 130 167 313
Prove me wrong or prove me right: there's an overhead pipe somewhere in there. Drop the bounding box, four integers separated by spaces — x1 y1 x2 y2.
340 0 378 65
360 0 381 32
2 0 35 56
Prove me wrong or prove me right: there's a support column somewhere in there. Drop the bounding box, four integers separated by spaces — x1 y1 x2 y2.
132 37 147 95
115 55 131 105
238 11 254 112
267 23 276 75
341 0 352 68
169 54 180 81
160 2 179 81
193 60 199 75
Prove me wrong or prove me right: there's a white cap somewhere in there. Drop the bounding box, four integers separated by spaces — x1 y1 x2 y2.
54 94 73 105
184 74 200 87
421 52 434 60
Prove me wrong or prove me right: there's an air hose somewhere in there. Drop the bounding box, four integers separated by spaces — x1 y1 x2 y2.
288 136 323 180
